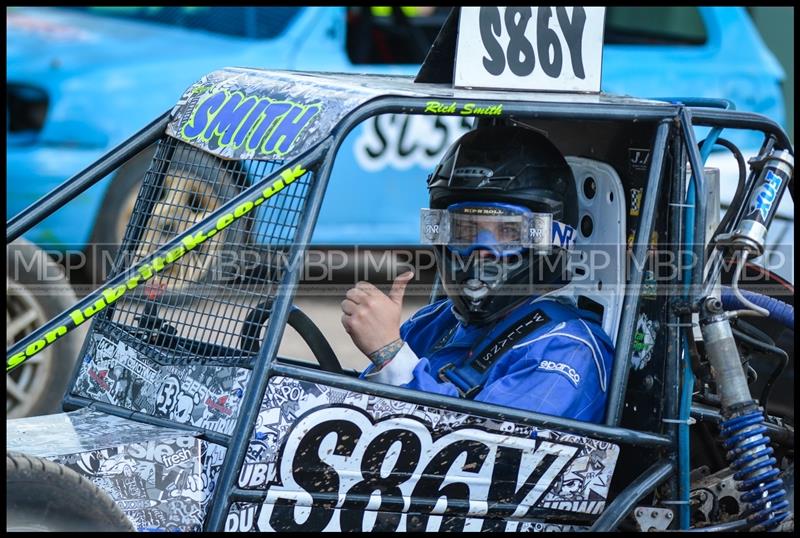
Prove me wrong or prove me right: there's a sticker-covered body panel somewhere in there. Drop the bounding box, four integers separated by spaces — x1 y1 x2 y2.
166 68 386 161
7 409 226 532
236 376 619 531
73 330 250 435
166 67 672 162
226 501 589 532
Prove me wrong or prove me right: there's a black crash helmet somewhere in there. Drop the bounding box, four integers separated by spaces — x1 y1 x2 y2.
427 125 578 325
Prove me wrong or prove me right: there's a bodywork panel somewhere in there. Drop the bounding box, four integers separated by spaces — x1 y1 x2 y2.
7 408 227 531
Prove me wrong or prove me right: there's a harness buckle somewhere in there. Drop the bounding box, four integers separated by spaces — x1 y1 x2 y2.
438 363 482 399
462 385 482 399
437 363 456 384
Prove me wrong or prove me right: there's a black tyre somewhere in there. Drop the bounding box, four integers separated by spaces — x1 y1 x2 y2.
6 239 86 418
6 452 135 532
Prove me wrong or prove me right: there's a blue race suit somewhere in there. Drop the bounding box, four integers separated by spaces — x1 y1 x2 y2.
361 296 615 423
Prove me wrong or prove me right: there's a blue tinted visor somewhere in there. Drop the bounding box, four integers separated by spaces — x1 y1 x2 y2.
420 202 576 257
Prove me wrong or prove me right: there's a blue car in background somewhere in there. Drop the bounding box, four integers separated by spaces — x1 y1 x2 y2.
4 6 793 419
7 6 788 249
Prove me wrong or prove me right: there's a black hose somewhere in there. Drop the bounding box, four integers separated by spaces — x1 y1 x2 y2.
735 317 774 344
241 299 274 354
699 137 746 260
730 325 789 411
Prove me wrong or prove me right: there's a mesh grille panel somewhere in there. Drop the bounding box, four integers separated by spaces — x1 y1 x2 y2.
94 137 314 368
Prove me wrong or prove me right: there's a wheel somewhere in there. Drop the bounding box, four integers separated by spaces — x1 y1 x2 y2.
6 452 135 532
241 301 343 374
86 143 250 306
6 239 86 418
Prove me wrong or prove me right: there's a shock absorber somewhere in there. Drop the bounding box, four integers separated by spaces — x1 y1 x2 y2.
720 410 790 529
700 299 790 531
728 149 793 260
698 148 793 530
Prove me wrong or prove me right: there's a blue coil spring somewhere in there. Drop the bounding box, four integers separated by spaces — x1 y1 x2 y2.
720 410 790 530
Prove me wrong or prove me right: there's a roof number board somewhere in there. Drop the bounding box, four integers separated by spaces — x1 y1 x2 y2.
454 7 606 93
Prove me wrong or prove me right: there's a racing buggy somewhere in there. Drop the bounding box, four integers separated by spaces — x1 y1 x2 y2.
6 8 794 532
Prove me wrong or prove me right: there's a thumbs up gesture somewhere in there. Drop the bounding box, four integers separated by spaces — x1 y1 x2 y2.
341 271 414 357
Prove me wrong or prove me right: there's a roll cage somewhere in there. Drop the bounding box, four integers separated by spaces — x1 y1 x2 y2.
6 68 793 531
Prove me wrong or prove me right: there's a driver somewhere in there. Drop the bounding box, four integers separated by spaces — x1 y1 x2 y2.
341 125 614 422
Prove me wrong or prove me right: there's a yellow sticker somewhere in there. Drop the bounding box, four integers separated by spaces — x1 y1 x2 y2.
629 188 643 217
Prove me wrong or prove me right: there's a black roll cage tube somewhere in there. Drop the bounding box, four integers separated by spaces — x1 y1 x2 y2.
5 93 792 532
6 110 173 244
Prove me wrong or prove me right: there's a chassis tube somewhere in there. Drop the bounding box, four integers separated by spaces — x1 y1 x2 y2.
688 108 792 151
680 108 708 299
203 139 336 531
6 110 171 243
5 141 331 371
273 362 672 448
589 461 675 531
664 135 689 510
650 97 735 111
605 121 671 426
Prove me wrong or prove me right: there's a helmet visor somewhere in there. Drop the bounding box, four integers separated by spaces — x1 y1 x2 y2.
420 202 575 257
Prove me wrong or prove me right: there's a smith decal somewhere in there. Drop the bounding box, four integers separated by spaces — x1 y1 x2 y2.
257 405 585 532
179 90 321 157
